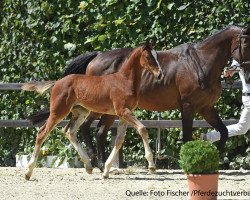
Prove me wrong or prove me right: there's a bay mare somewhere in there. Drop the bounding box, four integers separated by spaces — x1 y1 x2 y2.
22 43 164 179
29 25 250 170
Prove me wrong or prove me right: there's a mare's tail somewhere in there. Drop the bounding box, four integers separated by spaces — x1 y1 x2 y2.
27 109 50 125
63 51 98 76
22 81 56 94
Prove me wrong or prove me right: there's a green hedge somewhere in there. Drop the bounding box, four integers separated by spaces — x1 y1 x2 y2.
0 0 249 168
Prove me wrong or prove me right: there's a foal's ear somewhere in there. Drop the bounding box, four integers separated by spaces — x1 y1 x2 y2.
150 40 156 48
142 40 156 51
142 41 150 51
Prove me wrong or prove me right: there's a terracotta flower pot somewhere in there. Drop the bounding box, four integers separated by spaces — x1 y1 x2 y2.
187 173 219 200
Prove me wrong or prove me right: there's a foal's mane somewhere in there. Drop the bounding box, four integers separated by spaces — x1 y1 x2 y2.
119 45 144 68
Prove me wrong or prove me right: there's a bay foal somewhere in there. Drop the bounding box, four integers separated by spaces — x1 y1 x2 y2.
23 43 164 180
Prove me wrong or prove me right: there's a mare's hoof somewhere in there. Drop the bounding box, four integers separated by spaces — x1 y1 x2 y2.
86 168 93 174
148 167 156 174
90 157 98 168
98 162 105 172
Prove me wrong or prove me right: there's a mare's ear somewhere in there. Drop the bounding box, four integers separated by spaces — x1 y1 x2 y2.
243 25 250 35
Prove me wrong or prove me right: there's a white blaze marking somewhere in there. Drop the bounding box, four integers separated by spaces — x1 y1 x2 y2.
151 49 163 72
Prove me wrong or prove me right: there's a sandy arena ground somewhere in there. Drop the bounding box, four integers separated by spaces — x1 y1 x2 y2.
0 167 249 200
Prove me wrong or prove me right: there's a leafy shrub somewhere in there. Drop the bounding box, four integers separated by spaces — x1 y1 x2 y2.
0 0 249 168
179 140 219 174
229 152 250 170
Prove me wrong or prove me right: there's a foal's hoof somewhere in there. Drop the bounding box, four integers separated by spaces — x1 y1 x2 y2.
109 168 120 175
102 174 109 179
25 174 31 181
148 167 156 174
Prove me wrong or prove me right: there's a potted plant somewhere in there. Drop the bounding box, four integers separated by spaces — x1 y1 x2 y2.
16 153 30 168
16 146 47 168
45 139 84 168
179 140 220 200
16 146 34 168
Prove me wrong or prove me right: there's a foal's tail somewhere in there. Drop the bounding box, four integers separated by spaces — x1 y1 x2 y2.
22 81 55 125
22 81 56 94
26 52 98 125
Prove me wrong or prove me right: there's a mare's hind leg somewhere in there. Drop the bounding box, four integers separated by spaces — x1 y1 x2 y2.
79 112 102 162
64 106 93 174
96 114 116 171
25 116 60 180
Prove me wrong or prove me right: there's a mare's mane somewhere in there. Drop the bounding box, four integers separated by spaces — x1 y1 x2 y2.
196 25 242 47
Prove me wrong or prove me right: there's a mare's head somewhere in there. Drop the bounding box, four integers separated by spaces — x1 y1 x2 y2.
231 26 250 70
139 42 164 80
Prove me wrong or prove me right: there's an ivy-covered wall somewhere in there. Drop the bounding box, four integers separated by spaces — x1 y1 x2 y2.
0 0 249 168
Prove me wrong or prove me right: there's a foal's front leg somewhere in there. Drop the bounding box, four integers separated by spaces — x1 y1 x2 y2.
121 109 156 172
64 107 93 174
103 119 128 178
103 108 156 179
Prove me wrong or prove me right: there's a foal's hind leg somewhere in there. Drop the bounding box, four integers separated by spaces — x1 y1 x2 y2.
25 116 59 180
64 106 93 174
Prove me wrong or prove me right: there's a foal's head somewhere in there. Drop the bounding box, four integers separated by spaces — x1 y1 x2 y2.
140 42 164 80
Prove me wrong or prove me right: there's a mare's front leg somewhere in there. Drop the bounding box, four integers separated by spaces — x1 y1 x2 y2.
181 102 194 142
199 107 228 153
96 114 116 171
79 112 101 165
